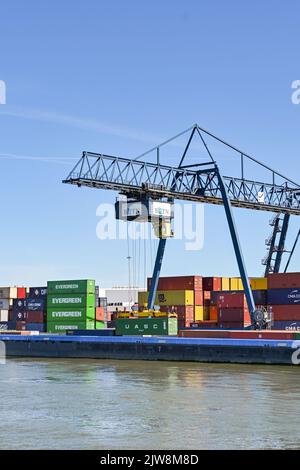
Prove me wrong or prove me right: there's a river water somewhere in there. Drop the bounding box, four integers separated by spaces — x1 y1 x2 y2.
0 358 299 450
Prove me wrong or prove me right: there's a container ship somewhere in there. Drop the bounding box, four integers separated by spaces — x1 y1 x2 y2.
0 273 300 365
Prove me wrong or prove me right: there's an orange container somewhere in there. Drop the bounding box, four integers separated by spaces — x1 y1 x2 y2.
209 306 218 321
96 307 105 322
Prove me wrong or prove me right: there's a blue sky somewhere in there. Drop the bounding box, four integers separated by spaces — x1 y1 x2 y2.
0 0 299 287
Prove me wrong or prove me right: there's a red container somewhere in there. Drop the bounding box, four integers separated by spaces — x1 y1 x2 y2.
16 321 26 331
228 330 296 340
203 291 211 300
219 321 251 329
190 321 218 329
96 307 105 322
26 311 45 323
218 308 250 323
216 292 247 309
270 305 300 321
268 272 300 289
17 288 26 299
202 277 222 291
160 305 194 318
194 290 203 306
179 329 230 338
147 276 202 291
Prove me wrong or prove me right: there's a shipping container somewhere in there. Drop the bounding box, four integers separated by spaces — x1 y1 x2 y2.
179 329 229 337
0 310 8 322
47 279 95 295
0 299 12 310
221 278 230 291
95 321 105 329
230 278 243 290
26 298 46 312
194 290 203 306
0 322 8 330
17 288 26 299
219 321 251 329
209 306 218 321
26 323 46 332
12 310 27 321
96 307 105 322
0 287 17 299
147 275 202 291
28 287 47 298
47 293 96 309
272 320 300 331
7 321 17 330
267 288 300 305
47 320 95 333
47 307 95 322
268 272 300 289
250 278 268 290
218 308 250 323
138 290 194 306
203 291 211 300
12 298 27 311
116 317 178 336
26 311 45 323
253 290 267 305
270 305 300 321
228 330 296 340
216 292 247 309
203 277 222 291
195 306 209 321
98 297 108 308
16 321 26 331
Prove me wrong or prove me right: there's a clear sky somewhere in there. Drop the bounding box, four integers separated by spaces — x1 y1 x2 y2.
0 0 299 287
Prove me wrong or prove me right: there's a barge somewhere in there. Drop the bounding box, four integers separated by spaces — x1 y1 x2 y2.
1 334 300 365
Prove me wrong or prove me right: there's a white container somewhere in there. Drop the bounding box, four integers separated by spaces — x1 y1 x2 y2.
0 287 18 299
0 299 11 310
0 310 8 322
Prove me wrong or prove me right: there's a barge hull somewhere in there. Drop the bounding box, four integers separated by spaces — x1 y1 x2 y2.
1 335 300 365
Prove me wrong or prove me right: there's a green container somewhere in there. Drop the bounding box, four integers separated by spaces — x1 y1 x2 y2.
295 333 300 340
47 320 95 334
47 307 95 322
47 279 95 295
95 321 105 330
47 293 95 309
116 317 178 336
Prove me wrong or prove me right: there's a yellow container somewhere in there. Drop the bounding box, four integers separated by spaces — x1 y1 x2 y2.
137 310 154 318
221 277 230 291
195 306 209 321
250 277 268 290
116 311 131 318
230 278 243 290
138 290 194 306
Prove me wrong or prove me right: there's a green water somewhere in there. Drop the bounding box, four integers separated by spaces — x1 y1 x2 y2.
0 358 299 449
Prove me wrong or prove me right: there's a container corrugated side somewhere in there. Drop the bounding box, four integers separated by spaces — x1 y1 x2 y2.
47 279 95 295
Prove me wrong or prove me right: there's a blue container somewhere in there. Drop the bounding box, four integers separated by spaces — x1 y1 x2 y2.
253 290 267 305
12 299 27 311
66 329 115 336
268 288 300 305
26 298 46 312
25 323 46 332
7 321 17 330
273 320 300 331
28 287 47 298
12 310 27 321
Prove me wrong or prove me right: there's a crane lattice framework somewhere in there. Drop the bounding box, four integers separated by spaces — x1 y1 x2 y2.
63 124 300 328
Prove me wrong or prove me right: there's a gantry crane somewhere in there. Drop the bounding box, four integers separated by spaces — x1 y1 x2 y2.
63 124 300 329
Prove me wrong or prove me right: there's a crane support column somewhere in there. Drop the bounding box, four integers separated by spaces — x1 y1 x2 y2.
217 169 256 321
274 213 290 273
147 238 167 310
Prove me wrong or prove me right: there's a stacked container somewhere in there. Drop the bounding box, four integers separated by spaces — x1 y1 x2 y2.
268 273 300 330
47 279 97 333
10 287 48 332
0 287 18 329
143 275 204 327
